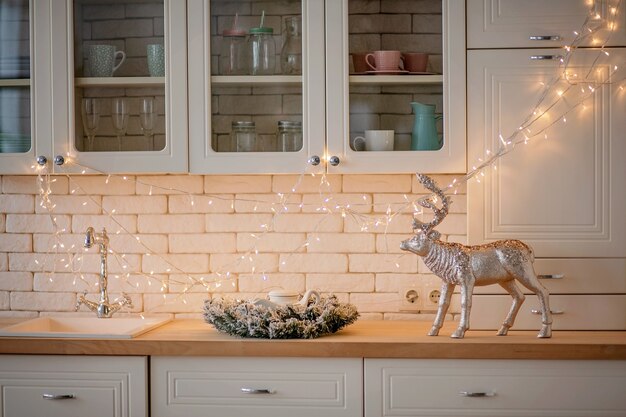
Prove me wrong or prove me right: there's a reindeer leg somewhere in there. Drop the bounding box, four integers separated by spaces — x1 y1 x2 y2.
496 280 525 336
452 275 474 339
517 268 552 338
428 282 454 336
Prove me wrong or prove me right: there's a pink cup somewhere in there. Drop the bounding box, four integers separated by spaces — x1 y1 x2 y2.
366 50 404 71
403 52 429 73
351 52 370 74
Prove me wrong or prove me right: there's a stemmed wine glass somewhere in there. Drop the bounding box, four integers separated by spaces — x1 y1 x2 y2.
140 97 155 150
81 98 99 151
111 97 129 151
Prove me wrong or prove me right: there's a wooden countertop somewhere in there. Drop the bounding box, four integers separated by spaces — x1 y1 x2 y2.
0 319 625 359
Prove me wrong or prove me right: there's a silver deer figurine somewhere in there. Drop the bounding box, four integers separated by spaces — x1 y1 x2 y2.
400 174 552 339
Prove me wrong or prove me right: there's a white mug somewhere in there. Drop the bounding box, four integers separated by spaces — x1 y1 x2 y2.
354 130 395 151
268 289 320 307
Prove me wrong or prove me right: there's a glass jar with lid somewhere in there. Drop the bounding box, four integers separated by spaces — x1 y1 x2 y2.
248 26 275 75
219 28 247 75
231 121 257 152
276 120 302 152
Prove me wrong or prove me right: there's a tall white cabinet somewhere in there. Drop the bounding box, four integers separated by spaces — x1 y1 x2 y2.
467 0 626 329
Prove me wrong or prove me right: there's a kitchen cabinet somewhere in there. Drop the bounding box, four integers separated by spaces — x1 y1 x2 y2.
0 0 188 174
188 0 466 174
0 355 147 417
466 2 626 330
151 356 363 417
365 359 626 416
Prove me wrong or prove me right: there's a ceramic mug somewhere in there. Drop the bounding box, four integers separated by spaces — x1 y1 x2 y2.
351 52 370 73
365 50 404 71
87 45 126 77
354 130 395 151
268 289 321 307
147 44 165 77
403 52 429 73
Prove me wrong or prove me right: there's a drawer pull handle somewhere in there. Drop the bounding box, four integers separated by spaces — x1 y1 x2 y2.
43 394 75 400
538 274 564 279
531 309 564 315
529 35 561 41
241 388 275 395
530 55 563 60
459 391 496 398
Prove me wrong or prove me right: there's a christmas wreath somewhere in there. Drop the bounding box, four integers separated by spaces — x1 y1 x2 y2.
203 295 359 339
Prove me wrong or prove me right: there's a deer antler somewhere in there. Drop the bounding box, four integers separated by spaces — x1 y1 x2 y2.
414 174 450 233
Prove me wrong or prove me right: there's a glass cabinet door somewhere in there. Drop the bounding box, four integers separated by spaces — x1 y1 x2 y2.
53 0 188 173
188 0 325 174
325 0 466 174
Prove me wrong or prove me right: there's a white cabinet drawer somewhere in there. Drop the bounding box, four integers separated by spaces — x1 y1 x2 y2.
151 357 362 417
0 355 147 417
473 258 626 294
467 0 626 48
472 295 626 330
365 359 626 416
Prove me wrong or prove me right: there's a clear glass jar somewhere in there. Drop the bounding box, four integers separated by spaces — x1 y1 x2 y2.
280 16 302 75
248 27 275 75
231 121 257 152
219 28 247 75
276 120 302 152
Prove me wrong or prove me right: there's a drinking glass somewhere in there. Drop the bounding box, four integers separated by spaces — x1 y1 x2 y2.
140 97 155 150
111 97 129 151
81 98 99 151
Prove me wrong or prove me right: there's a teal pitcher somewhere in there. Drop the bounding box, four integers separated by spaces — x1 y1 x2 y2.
411 102 443 151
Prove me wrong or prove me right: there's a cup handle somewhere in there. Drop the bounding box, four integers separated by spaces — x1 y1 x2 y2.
112 51 126 74
399 55 405 70
353 136 365 151
301 290 321 306
365 54 376 71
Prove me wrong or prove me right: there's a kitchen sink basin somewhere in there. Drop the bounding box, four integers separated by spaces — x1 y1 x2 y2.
0 316 171 339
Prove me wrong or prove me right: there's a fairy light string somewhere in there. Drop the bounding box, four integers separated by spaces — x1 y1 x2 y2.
32 0 625 313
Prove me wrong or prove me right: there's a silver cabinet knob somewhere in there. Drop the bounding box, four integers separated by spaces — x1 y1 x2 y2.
43 393 75 400
537 274 564 279
529 35 561 41
54 155 65 166
459 391 496 398
308 155 321 166
36 156 47 166
329 156 340 166
530 55 563 60
241 388 275 394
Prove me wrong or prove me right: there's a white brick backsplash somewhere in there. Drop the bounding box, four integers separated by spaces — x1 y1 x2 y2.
72 214 137 234
36 195 101 214
343 175 412 193
69 175 135 195
0 292 8 310
205 175 272 193
235 194 302 214
6 214 71 233
413 174 466 194
169 233 236 253
169 274 236 293
237 232 306 253
349 253 417 273
0 311 38 318
238 273 305 293
0 272 33 291
373 193 419 214
0 253 7 271
376 233 414 254
307 233 375 253
34 272 94 292
102 196 167 214
3 175 68 194
206 214 274 232
359 312 384 320
349 293 399 313
11 292 76 311
0 234 31 252
138 214 204 233
375 273 422 293
274 214 343 232
144 293 207 313
344 213 413 233
109 234 169 254
169 195 235 213
0 214 4 233
385 313 453 322
143 254 209 274
211 254 278 274
381 0 441 13
306 273 375 292
0 195 34 213
302 193 372 214
272 174 342 193
349 14 411 33
279 254 348 273
136 175 203 194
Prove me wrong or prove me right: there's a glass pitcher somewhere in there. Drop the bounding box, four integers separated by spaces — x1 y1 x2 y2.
280 16 302 75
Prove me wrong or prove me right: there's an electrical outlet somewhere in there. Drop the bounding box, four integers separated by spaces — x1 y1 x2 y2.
399 288 421 312
428 289 441 304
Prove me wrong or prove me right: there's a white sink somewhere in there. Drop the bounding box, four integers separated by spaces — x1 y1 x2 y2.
0 316 171 339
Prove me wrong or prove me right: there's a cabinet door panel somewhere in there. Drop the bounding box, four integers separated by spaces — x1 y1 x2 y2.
467 48 626 257
467 0 626 48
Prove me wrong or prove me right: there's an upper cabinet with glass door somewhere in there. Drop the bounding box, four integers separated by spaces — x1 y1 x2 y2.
325 0 466 173
188 0 326 173
53 0 188 173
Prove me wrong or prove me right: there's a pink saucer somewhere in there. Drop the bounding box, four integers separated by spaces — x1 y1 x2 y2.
408 71 437 75
366 70 409 75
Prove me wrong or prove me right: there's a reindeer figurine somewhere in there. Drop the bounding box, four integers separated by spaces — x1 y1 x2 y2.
400 174 552 339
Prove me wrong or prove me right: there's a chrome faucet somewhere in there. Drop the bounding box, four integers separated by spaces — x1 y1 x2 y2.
76 227 133 318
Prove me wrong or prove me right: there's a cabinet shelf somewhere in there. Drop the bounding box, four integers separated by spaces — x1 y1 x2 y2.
349 74 443 85
75 77 165 87
0 79 30 87
211 75 302 86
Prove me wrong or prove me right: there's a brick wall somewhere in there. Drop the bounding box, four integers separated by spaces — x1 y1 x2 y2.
0 174 466 320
